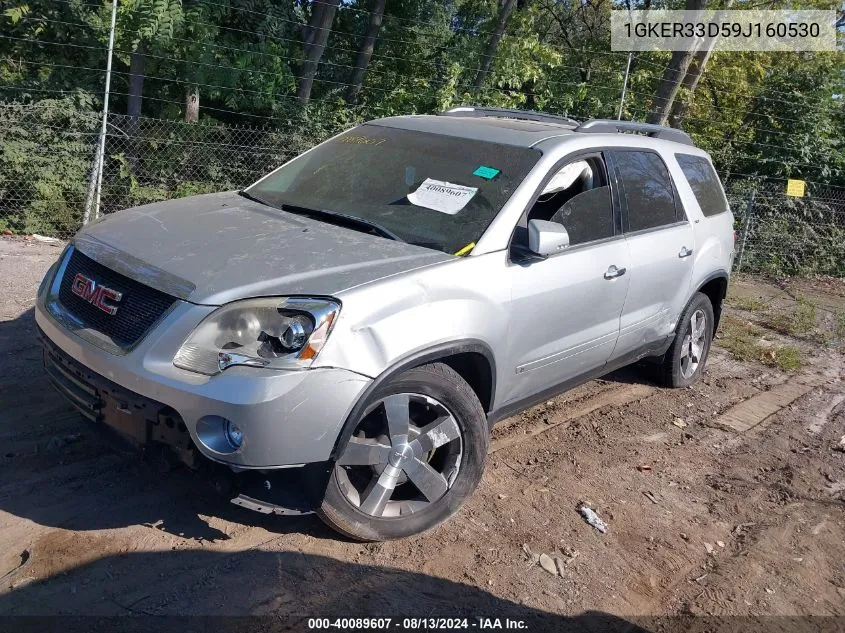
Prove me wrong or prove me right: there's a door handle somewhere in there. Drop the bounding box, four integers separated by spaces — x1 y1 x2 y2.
679 246 693 258
603 265 627 280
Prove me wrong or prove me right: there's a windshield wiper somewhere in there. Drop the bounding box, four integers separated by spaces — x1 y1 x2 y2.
279 204 404 242
238 192 403 242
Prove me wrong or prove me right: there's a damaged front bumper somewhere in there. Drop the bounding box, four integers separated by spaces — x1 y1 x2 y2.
38 327 339 514
34 288 372 469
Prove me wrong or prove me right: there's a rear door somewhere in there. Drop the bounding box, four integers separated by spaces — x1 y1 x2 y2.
608 149 695 360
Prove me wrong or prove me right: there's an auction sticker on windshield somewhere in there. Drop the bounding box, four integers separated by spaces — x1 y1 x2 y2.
407 178 478 215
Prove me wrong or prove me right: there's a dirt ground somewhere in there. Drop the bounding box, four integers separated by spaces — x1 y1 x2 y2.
0 236 843 629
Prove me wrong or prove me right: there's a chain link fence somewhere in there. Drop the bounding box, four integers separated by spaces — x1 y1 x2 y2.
0 100 331 236
2 101 844 277
726 178 845 277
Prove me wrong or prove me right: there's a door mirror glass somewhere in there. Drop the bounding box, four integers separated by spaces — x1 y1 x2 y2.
528 219 570 257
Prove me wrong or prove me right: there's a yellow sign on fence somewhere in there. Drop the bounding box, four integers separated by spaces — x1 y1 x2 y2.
786 179 806 197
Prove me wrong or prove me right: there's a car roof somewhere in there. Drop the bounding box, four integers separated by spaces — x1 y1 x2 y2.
366 113 700 154
368 115 577 149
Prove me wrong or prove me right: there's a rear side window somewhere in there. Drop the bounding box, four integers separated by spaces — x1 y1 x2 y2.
676 154 729 217
611 150 678 233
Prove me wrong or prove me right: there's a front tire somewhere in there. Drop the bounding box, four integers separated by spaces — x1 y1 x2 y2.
659 292 715 388
317 363 488 541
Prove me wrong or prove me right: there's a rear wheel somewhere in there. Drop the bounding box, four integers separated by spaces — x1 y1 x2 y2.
659 292 715 388
318 363 488 541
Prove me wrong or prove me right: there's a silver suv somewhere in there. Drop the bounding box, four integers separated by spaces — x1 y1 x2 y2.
36 107 734 540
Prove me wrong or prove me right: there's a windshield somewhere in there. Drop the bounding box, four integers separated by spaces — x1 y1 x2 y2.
246 124 542 254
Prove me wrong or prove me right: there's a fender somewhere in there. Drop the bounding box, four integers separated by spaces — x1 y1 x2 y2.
697 269 730 288
329 339 497 461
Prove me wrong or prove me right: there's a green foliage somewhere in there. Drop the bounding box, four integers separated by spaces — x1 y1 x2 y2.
726 294 768 312
739 213 845 278
0 0 841 274
763 296 818 338
718 315 803 371
0 96 97 235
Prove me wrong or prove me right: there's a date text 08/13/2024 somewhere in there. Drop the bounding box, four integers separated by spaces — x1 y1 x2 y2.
307 618 528 629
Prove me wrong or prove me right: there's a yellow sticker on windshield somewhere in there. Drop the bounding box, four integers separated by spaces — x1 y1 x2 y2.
454 242 475 257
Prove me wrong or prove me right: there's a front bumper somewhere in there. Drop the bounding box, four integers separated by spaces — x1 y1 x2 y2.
35 288 371 469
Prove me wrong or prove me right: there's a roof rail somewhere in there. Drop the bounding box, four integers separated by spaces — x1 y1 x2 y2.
440 106 580 127
574 119 694 146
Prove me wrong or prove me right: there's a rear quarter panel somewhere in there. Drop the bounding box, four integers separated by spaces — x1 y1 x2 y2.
664 151 735 293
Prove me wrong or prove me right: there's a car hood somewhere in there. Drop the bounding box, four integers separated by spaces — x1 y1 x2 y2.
73 191 453 305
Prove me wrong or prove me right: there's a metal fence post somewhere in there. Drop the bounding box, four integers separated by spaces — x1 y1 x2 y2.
81 134 100 225
81 0 118 226
735 189 756 272
617 53 632 120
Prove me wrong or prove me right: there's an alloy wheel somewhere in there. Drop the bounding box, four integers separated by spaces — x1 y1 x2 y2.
335 393 463 518
680 308 707 379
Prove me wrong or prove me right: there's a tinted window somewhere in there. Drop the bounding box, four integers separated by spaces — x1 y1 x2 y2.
676 154 729 217
612 151 678 232
549 186 614 245
248 125 541 254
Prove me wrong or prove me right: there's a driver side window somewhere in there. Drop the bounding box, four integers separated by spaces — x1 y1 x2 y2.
527 155 615 247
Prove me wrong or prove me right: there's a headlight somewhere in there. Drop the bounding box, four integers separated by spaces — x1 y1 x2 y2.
173 297 340 375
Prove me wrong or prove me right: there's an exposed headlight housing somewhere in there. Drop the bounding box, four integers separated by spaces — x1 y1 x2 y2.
173 297 340 375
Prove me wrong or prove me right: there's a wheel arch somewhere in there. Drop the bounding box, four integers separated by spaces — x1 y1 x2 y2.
329 340 496 461
695 270 729 330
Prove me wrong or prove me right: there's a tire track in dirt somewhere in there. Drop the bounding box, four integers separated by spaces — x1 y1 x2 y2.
490 383 657 454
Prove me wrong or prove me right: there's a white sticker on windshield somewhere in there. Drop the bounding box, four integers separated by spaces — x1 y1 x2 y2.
407 178 478 215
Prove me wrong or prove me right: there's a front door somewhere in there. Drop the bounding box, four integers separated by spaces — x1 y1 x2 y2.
502 153 630 406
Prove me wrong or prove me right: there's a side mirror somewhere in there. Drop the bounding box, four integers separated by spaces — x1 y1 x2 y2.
528 219 570 257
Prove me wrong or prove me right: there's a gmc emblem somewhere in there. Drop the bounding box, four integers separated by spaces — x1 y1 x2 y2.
71 273 122 315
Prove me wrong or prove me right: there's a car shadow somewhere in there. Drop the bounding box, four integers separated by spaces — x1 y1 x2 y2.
600 363 661 388
0 548 653 633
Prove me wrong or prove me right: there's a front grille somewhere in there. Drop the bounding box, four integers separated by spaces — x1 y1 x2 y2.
58 248 177 348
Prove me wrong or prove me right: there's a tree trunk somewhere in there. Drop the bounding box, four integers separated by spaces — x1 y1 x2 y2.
184 84 199 122
126 40 148 171
472 0 517 92
647 50 695 125
646 0 706 125
667 0 734 128
127 40 147 134
345 0 387 105
521 79 536 110
667 47 712 128
297 0 341 105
